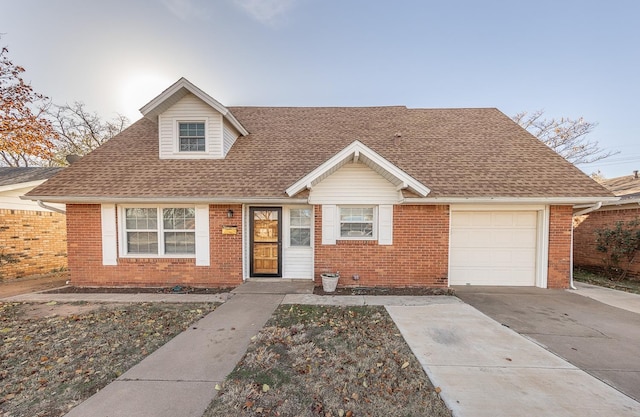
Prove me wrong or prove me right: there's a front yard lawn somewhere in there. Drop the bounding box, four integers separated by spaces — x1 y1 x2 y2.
574 268 640 294
205 304 451 417
0 301 217 417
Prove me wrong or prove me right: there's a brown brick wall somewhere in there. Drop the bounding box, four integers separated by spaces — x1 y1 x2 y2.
314 205 450 287
0 209 67 280
67 204 243 287
547 205 573 288
574 207 640 279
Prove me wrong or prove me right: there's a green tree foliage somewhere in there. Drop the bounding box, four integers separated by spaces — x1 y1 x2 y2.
595 218 640 280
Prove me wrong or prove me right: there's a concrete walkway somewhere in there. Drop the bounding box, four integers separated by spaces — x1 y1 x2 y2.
573 281 640 314
58 280 315 417
3 281 640 416
0 273 68 298
64 293 283 417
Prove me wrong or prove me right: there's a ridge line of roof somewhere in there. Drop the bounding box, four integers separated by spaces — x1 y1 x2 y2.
227 105 500 111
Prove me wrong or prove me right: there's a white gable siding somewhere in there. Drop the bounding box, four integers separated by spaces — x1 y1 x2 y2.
309 162 402 205
222 120 240 156
158 93 223 159
0 186 65 212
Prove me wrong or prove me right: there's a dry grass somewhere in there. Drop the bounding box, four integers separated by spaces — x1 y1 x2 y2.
0 301 217 417
574 268 640 294
205 305 451 417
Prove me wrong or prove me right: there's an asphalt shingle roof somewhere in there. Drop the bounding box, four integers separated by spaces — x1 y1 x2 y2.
26 106 612 201
601 173 640 199
0 167 63 187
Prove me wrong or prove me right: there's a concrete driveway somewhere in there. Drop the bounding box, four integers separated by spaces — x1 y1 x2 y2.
455 286 640 402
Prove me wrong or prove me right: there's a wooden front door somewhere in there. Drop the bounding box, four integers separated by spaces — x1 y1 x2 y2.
250 207 282 277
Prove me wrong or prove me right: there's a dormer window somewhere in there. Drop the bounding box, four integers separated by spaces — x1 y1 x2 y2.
178 122 206 152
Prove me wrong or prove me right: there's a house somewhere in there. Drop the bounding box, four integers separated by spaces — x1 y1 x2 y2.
24 78 615 289
0 167 66 280
574 171 640 279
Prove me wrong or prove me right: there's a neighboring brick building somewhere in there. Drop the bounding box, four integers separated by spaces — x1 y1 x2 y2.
0 168 66 280
25 78 614 289
574 171 640 279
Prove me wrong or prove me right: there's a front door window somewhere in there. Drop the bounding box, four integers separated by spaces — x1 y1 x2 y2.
250 208 282 277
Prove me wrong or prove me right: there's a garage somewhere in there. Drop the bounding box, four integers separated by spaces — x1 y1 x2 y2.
449 210 538 286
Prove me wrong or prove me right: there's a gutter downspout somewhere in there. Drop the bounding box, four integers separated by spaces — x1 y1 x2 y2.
570 226 577 290
573 201 602 217
37 200 66 215
570 202 602 290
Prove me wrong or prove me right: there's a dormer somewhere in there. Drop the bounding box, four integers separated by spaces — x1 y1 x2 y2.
140 78 248 159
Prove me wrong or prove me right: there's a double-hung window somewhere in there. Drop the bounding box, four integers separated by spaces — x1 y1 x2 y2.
178 122 205 152
125 208 158 254
163 208 196 254
339 207 375 239
289 208 311 246
123 207 196 256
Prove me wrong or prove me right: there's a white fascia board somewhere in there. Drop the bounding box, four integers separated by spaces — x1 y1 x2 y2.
403 196 621 205
27 195 619 206
285 143 359 196
139 77 248 136
21 195 308 205
285 140 430 197
0 180 46 193
223 111 249 136
139 77 189 115
601 197 640 207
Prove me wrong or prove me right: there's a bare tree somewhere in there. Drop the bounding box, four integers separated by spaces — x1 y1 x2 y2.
48 102 129 165
513 110 617 165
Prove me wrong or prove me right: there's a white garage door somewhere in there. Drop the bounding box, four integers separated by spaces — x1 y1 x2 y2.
449 211 537 286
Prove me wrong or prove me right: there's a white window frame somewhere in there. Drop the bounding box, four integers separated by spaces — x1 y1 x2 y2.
175 119 208 154
119 205 197 258
289 207 312 247
337 205 377 240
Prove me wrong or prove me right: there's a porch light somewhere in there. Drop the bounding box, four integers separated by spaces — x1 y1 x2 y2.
227 209 234 218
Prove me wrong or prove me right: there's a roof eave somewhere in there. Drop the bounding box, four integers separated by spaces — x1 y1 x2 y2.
21 195 309 205
601 197 640 207
24 195 619 206
404 196 621 205
0 179 47 193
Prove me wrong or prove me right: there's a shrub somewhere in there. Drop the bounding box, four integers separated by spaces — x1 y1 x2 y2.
595 218 640 280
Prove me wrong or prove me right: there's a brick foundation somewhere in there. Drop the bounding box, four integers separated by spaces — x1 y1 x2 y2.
0 209 67 280
314 205 450 287
574 207 640 279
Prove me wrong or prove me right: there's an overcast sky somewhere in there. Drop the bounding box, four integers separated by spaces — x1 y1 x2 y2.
2 0 638 178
